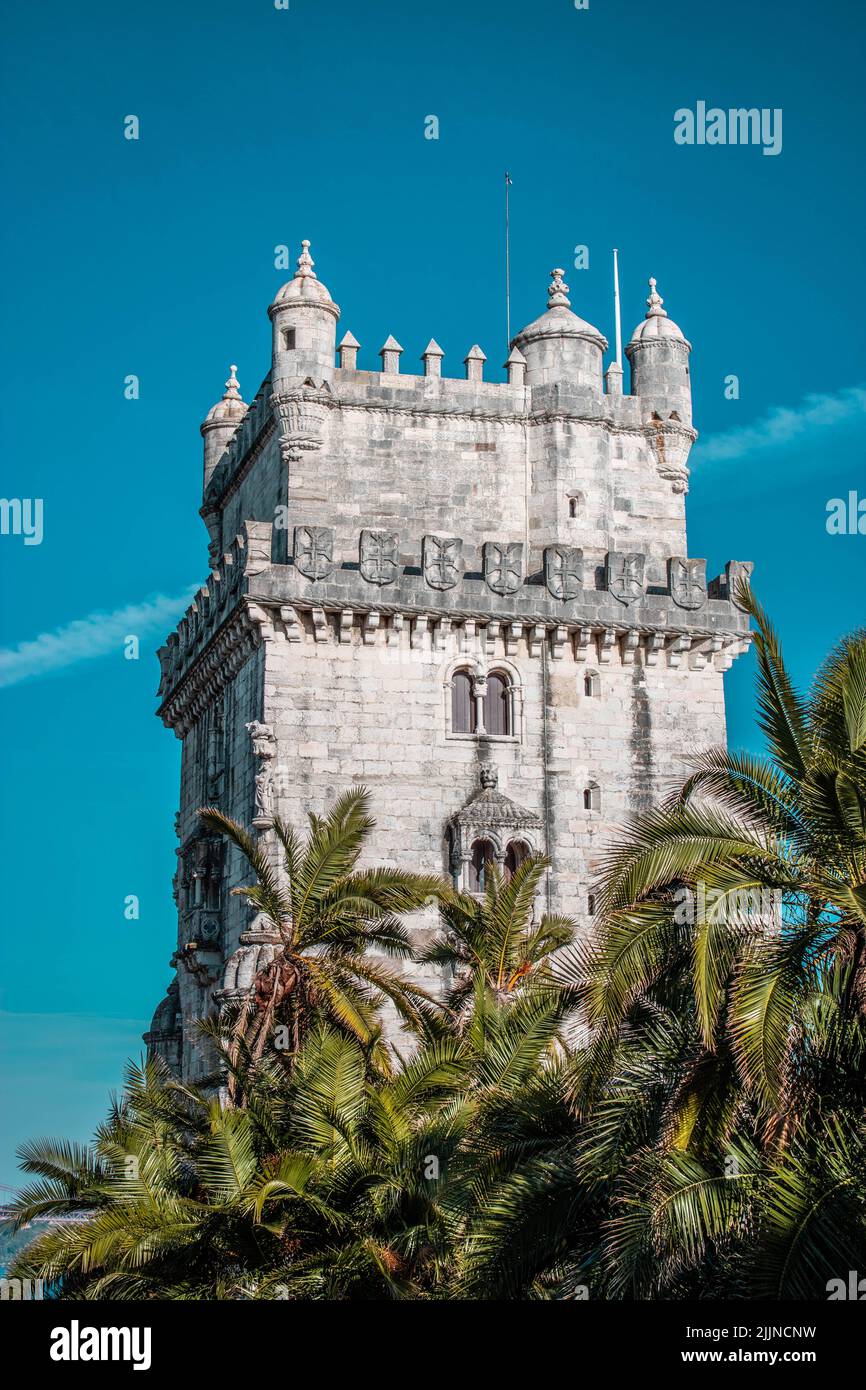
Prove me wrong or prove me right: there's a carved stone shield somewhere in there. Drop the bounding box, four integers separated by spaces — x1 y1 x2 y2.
294 525 333 581
544 545 584 601
360 529 400 585
726 560 754 610
483 541 523 596
669 557 706 610
423 534 463 590
607 551 645 606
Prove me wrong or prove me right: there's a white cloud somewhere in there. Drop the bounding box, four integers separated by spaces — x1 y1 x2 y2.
0 589 197 689
694 385 866 464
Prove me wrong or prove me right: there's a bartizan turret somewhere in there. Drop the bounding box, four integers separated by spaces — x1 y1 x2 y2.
268 239 340 389
626 277 693 426
200 365 247 494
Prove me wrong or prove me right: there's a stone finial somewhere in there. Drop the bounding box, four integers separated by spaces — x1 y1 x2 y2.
464 344 487 382
338 331 360 371
479 763 499 790
605 360 623 397
645 276 668 318
223 364 242 402
421 338 444 378
547 268 571 309
504 345 526 386
295 239 317 279
379 335 404 374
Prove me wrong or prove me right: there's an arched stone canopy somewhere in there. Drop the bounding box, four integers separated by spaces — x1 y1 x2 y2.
448 763 543 890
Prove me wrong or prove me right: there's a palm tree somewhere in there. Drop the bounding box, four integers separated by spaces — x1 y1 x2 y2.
417 852 576 1016
568 582 866 1296
9 1034 472 1301
591 582 866 1120
199 788 447 1075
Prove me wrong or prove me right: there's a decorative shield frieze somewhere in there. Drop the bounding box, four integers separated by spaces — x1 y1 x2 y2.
668 556 706 610
359 529 400 585
423 534 463 590
483 541 523 596
544 544 584 601
606 551 645 606
294 525 334 581
726 560 754 610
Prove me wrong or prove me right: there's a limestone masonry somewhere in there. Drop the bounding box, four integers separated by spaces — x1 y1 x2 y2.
145 240 753 1081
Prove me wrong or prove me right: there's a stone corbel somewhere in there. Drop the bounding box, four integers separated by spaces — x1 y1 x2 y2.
363 611 380 645
573 625 593 662
621 630 640 665
551 625 568 659
387 613 404 645
644 631 662 666
690 635 723 671
279 605 304 642
246 601 276 643
411 614 429 650
485 619 501 656
667 634 691 668
598 628 617 664
528 624 544 658
505 622 522 657
433 616 451 652
339 609 354 644
311 607 330 643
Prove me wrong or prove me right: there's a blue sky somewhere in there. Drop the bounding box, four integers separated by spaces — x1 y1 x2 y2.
0 0 864 1187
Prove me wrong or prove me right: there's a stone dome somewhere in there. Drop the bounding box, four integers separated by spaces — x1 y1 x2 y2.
628 277 690 346
271 239 340 316
146 980 180 1038
513 269 608 352
203 365 247 425
511 269 607 388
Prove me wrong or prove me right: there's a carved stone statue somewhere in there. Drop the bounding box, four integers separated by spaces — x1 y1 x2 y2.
245 721 276 827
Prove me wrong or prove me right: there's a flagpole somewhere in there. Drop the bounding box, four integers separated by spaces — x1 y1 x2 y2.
505 172 512 353
613 247 623 368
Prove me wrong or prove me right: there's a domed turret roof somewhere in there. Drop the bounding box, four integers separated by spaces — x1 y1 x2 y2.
513 269 608 351
203 365 247 426
628 277 689 346
272 239 339 314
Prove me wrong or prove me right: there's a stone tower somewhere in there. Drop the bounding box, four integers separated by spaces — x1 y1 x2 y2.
146 241 753 1081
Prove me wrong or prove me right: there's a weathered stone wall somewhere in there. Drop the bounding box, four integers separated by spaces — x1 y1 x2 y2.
208 371 688 581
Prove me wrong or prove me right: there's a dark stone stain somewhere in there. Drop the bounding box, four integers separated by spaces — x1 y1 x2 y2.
630 658 654 813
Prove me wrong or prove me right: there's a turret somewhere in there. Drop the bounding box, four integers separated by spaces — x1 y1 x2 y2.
268 239 340 388
200 364 247 493
511 269 608 390
625 277 693 426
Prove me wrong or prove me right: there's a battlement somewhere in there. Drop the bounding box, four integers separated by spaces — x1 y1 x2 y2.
157 518 752 735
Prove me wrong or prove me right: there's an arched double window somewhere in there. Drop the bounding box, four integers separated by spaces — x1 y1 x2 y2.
468 839 495 891
451 668 513 736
